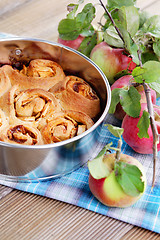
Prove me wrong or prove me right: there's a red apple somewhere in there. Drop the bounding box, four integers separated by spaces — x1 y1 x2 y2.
122 103 160 154
58 35 84 50
111 75 157 120
89 153 146 208
90 42 136 84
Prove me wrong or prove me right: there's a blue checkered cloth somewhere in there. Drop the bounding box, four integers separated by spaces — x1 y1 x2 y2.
0 33 160 234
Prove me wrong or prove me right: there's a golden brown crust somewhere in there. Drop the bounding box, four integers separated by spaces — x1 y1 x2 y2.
0 123 43 145
63 110 94 129
0 59 98 145
0 65 12 97
3 59 65 91
0 109 9 130
6 85 62 127
41 110 94 144
49 75 101 119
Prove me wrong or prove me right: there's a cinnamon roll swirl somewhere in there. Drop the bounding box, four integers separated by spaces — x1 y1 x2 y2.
7 86 62 127
3 59 65 91
41 110 94 144
0 124 43 145
50 76 101 119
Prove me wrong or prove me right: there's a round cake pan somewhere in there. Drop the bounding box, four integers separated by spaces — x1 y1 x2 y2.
0 37 111 182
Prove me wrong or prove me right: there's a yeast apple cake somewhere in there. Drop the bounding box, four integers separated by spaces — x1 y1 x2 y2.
0 59 101 145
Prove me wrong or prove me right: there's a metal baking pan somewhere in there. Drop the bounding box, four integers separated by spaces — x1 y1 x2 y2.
0 38 111 182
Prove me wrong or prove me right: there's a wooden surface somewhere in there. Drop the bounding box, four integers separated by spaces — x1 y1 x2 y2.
0 0 160 239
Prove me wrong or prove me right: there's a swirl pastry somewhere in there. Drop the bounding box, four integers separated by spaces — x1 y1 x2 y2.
41 110 94 144
0 124 43 145
0 65 12 97
2 59 65 91
49 76 101 119
7 85 62 127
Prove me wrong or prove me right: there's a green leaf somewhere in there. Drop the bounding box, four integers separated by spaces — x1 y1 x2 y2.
78 32 97 57
119 86 141 117
113 6 139 53
107 0 136 8
120 29 131 52
67 4 79 19
114 162 145 197
137 110 150 139
58 19 81 40
153 40 160 58
139 10 150 28
133 62 160 83
141 51 159 64
76 3 95 29
58 3 95 41
114 19 132 53
130 42 139 65
109 88 121 114
142 15 160 38
104 25 124 48
103 8 119 30
118 6 139 37
143 61 160 83
132 67 146 83
106 124 124 138
80 25 95 37
149 82 160 95
88 143 112 179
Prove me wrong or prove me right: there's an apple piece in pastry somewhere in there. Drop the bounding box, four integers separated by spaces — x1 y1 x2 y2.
41 110 94 144
49 76 101 119
0 124 43 145
2 59 65 91
0 65 12 97
7 85 62 127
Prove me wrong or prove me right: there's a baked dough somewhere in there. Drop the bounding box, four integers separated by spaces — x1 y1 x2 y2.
2 59 65 91
0 109 9 130
41 110 94 144
0 65 12 97
0 123 43 145
6 85 61 127
0 59 100 145
50 75 101 118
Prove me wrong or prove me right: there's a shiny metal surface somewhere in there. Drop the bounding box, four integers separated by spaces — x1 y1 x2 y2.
0 38 111 181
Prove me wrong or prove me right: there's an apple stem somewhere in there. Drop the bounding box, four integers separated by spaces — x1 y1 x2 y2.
99 0 125 45
143 83 158 187
115 139 122 162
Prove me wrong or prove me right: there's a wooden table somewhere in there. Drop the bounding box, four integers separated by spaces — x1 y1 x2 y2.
0 1 160 239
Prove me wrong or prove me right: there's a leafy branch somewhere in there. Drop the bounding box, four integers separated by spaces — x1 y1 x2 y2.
98 0 159 186
99 0 125 45
143 83 158 186
58 0 160 186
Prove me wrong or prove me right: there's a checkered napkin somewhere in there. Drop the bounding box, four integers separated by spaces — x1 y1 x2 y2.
0 34 160 234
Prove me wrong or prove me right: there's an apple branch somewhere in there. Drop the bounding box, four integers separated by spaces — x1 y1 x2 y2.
99 0 158 186
136 46 158 187
130 55 158 186
143 83 158 187
99 0 125 44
